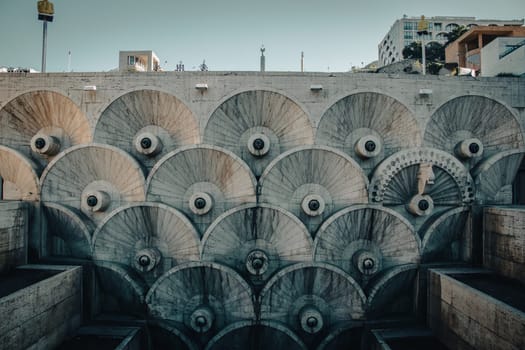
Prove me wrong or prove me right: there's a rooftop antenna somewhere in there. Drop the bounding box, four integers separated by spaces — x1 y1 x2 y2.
301 51 304 72
67 50 71 72
260 45 265 72
200 60 208 72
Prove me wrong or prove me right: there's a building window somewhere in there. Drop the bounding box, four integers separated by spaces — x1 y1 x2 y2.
445 23 458 31
127 56 135 65
434 23 442 31
404 31 414 40
404 21 417 30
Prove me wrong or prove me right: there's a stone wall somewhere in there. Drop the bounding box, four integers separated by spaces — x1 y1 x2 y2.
0 265 82 350
483 206 525 283
0 201 27 273
428 268 525 350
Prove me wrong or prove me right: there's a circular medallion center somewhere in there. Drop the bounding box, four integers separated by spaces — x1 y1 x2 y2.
364 140 376 152
86 195 98 207
34 137 46 149
140 137 152 149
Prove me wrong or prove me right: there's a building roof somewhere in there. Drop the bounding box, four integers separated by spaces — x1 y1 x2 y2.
455 26 525 44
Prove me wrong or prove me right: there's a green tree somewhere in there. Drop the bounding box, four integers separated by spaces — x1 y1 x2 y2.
402 41 445 62
444 25 468 46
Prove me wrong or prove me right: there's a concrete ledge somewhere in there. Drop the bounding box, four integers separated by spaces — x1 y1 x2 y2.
428 268 525 350
56 326 142 350
371 328 449 350
483 207 525 283
0 265 83 350
0 201 28 273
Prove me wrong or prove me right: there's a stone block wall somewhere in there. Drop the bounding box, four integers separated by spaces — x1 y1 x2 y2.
428 268 525 350
483 206 525 283
0 265 82 350
0 201 27 273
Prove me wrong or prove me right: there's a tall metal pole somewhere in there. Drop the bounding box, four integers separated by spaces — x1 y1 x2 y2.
37 0 54 73
41 20 47 73
421 39 426 75
417 15 429 76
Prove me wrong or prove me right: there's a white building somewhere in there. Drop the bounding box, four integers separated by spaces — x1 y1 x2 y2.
378 16 524 67
119 51 160 72
481 37 525 77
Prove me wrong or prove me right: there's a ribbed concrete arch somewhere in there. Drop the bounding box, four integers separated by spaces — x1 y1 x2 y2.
472 149 525 204
148 320 198 350
146 262 256 329
260 145 369 234
146 145 256 236
420 207 470 262
316 325 363 350
92 202 201 285
0 90 91 169
201 203 312 285
366 264 418 316
316 92 420 174
203 89 314 176
94 89 199 171
424 95 523 166
260 262 366 333
40 144 146 224
94 261 147 316
43 202 93 259
314 204 420 286
205 320 307 350
0 145 39 201
369 147 474 205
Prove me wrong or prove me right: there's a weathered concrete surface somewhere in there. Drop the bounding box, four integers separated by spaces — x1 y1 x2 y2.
0 201 27 273
1 73 524 134
428 268 525 350
483 206 525 283
56 326 142 350
0 265 82 350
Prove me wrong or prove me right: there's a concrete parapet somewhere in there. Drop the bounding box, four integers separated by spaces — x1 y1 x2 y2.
0 201 28 273
428 268 525 350
483 206 525 283
56 326 142 350
0 265 82 350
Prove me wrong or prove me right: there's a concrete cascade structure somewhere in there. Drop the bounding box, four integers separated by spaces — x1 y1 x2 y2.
0 71 525 349
378 15 524 67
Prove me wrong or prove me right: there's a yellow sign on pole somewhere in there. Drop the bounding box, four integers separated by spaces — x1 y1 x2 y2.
417 15 429 34
37 0 54 15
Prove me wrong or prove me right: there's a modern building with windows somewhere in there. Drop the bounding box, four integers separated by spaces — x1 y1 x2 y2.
378 15 524 67
118 50 161 72
445 26 525 74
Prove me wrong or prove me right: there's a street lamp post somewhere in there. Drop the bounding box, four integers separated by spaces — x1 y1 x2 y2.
417 15 429 75
37 0 54 73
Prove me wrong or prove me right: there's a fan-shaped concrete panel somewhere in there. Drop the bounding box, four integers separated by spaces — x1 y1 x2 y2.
92 203 200 285
0 146 39 201
40 144 146 224
146 145 257 235
424 95 523 167
260 146 368 234
95 89 199 171
204 90 314 177
317 92 420 174
0 90 91 169
202 203 312 286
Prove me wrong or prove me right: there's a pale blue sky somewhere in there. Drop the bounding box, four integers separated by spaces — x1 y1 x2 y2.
0 0 524 72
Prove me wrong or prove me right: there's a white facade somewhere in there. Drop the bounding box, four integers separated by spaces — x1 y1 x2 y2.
118 50 160 72
378 16 524 67
481 37 525 77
